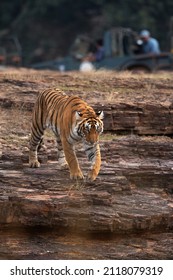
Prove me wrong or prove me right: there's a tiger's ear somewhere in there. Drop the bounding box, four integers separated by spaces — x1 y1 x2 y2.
75 111 83 120
96 110 104 119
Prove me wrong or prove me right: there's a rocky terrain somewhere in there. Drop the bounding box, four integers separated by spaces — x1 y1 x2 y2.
0 68 173 259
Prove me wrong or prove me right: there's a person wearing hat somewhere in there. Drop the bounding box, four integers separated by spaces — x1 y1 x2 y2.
139 30 160 54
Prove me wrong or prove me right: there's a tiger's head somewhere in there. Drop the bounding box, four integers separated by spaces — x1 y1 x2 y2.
75 109 104 145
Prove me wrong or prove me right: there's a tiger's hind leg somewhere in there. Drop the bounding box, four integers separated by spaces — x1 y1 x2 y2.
37 137 45 151
29 135 44 168
29 93 47 168
56 135 68 169
29 115 45 168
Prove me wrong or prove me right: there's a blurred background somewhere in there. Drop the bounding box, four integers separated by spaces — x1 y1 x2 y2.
0 0 173 66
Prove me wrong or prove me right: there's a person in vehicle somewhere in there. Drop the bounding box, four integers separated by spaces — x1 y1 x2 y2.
79 38 104 71
93 38 105 61
139 30 160 54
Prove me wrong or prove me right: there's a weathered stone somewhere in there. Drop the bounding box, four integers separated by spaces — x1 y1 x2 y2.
0 137 173 234
1 69 173 259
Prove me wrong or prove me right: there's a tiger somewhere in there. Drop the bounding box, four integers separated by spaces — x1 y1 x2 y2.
29 88 104 181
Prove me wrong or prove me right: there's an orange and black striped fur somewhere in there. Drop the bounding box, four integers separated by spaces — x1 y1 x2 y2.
29 88 104 181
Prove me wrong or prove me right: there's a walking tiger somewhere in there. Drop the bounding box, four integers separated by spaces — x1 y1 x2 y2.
29 88 104 181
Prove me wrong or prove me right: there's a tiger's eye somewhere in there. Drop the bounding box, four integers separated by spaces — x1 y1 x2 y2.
78 112 83 117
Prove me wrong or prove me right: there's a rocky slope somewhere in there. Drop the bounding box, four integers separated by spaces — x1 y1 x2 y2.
0 68 173 259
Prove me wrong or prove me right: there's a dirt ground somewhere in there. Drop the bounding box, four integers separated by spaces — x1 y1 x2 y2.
0 67 173 259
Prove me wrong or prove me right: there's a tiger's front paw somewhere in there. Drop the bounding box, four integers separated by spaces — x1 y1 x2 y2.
29 160 40 168
70 169 84 180
87 169 98 181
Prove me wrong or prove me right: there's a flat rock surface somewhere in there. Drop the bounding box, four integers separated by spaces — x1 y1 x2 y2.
0 68 173 259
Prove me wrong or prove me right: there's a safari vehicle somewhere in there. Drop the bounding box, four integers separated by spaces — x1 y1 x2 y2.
0 35 22 66
31 27 173 72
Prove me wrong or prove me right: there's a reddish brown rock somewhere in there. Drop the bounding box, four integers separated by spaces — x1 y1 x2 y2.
1 69 173 259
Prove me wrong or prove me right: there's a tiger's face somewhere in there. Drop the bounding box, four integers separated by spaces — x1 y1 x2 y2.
75 110 104 145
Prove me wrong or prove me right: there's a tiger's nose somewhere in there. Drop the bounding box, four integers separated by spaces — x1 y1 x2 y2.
88 138 98 145
89 140 95 144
